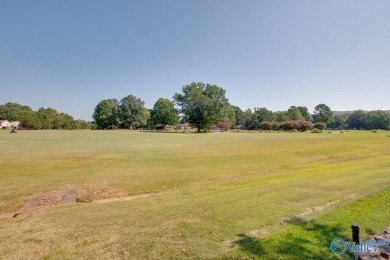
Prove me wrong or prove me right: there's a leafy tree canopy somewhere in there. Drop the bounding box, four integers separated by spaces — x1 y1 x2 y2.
150 98 179 128
173 82 232 132
0 102 32 121
118 95 147 129
313 103 333 124
92 99 118 129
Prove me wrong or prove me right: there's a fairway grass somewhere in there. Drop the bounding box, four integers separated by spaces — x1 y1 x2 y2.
0 130 389 259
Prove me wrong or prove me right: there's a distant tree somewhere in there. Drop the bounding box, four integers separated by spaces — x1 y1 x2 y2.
74 119 93 129
232 105 245 125
347 110 366 130
296 120 312 132
297 106 312 121
92 99 118 129
279 120 311 132
314 122 326 132
173 82 232 132
117 95 147 129
217 120 232 131
252 107 273 128
243 109 255 129
150 98 179 129
0 102 89 130
36 107 65 129
365 110 390 130
61 113 76 130
0 102 32 121
271 122 281 131
19 111 42 129
219 105 235 129
313 104 333 125
287 106 304 120
273 111 290 122
143 109 152 128
260 121 272 130
328 114 350 130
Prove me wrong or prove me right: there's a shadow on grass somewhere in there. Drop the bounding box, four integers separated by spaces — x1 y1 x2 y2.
235 218 355 259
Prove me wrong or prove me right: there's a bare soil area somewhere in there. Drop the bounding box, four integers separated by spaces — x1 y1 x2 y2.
13 190 153 217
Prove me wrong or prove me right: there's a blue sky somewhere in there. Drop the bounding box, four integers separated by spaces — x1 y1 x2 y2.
1 1 389 120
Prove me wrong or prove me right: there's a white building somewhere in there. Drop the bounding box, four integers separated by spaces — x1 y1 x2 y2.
0 120 12 129
10 121 20 128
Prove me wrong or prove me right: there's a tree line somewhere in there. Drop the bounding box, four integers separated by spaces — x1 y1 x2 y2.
93 82 390 132
328 110 390 130
3 82 388 131
0 102 92 130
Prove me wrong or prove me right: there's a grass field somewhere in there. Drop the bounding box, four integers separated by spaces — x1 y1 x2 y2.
0 130 389 259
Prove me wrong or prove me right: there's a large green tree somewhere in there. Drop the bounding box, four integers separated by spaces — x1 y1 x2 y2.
61 113 76 130
328 113 350 130
273 111 290 123
313 103 333 125
36 108 66 129
231 105 245 126
365 110 390 130
92 99 118 129
150 98 179 128
347 110 366 130
298 106 312 121
19 111 43 129
117 95 147 129
219 105 235 127
252 107 273 128
173 82 232 132
243 109 256 129
287 106 304 120
0 102 32 120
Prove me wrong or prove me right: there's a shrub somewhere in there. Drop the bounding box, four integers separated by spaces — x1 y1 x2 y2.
311 128 321 133
314 122 326 132
272 122 280 131
217 120 232 131
260 121 272 130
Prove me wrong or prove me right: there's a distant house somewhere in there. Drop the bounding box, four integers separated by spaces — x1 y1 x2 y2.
0 120 12 129
10 121 20 128
176 123 191 130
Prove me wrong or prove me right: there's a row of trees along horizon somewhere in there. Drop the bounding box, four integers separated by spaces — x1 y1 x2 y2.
0 103 92 130
1 82 389 131
92 82 390 132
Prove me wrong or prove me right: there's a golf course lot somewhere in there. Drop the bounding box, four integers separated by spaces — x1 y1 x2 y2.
0 130 389 259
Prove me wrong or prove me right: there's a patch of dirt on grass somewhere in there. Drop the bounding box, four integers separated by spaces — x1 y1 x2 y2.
248 228 270 239
77 184 156 203
224 240 236 248
13 189 155 217
284 200 340 224
12 187 157 218
0 212 14 220
93 193 153 203
78 185 131 201
14 191 78 217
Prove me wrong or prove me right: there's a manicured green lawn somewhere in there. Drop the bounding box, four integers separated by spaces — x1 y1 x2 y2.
0 130 389 259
